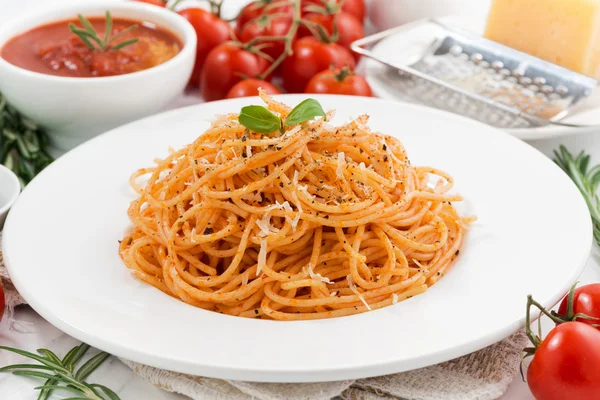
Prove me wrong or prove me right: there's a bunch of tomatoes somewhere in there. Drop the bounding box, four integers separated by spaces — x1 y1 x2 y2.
525 283 600 400
136 0 372 100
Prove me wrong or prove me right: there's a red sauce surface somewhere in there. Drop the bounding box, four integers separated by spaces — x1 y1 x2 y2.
1 17 182 77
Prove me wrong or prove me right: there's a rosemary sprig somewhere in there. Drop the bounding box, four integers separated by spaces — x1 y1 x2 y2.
69 11 139 52
0 343 119 400
0 93 53 186
553 145 600 246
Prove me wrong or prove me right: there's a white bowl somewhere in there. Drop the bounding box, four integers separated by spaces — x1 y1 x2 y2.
0 165 20 231
368 0 491 31
0 1 196 151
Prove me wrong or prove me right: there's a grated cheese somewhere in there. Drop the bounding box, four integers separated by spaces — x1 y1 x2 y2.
337 152 346 180
304 265 332 284
330 291 338 297
241 192 262 203
298 184 313 200
242 272 248 286
285 125 301 136
257 239 267 276
246 145 252 158
359 162 368 183
190 228 197 243
347 274 371 311
392 294 399 304
256 213 279 237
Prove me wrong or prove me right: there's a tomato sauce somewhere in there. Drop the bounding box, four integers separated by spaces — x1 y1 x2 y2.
1 17 182 77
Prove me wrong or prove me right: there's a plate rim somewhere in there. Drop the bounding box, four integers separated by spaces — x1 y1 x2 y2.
3 94 593 381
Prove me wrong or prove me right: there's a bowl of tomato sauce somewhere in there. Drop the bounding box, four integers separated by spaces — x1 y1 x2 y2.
0 1 196 151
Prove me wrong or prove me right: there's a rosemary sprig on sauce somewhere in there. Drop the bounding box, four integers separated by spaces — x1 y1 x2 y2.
0 93 53 186
0 343 119 400
553 145 600 246
69 11 139 52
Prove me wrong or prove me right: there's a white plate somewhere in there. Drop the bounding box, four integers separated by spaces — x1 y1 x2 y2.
3 95 592 382
365 16 600 141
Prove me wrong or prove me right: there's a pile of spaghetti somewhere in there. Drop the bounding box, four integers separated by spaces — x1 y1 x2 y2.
120 93 473 320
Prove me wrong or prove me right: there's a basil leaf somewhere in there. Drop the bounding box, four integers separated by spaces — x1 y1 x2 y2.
284 99 326 127
239 105 281 134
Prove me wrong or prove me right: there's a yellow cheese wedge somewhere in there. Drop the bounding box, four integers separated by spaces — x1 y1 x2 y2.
484 0 600 79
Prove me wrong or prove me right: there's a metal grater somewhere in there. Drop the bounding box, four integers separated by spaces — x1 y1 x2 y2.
351 19 598 129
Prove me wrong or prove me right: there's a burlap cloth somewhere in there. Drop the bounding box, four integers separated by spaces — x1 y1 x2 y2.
0 232 527 400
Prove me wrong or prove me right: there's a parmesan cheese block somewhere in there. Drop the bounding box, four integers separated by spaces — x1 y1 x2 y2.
484 0 600 79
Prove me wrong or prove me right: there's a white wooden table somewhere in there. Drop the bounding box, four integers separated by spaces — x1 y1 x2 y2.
2 0 600 398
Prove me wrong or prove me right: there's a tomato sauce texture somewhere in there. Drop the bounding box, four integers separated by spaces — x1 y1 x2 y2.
1 17 182 77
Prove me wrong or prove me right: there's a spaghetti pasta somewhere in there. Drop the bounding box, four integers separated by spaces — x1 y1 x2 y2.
119 93 472 320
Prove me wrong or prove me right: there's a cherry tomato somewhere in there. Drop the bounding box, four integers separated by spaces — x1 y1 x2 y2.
236 0 294 35
305 67 372 96
240 16 294 62
282 36 355 93
178 8 230 86
302 0 366 22
201 43 270 101
0 283 4 323
557 283 600 328
300 12 364 59
226 79 281 99
133 0 166 6
527 322 600 400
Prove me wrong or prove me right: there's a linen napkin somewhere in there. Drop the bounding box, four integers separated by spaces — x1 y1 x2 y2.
0 233 528 400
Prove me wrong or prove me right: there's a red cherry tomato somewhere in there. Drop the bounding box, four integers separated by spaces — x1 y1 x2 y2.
236 0 294 35
226 79 281 99
557 283 600 328
282 36 355 93
0 283 4 323
133 0 166 6
300 12 364 59
305 67 372 96
201 43 270 101
178 8 230 86
527 322 600 400
240 16 294 62
302 0 366 22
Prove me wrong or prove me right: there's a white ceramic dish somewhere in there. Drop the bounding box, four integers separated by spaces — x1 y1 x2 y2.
365 16 600 140
0 164 20 231
368 0 491 31
0 1 196 151
3 95 592 382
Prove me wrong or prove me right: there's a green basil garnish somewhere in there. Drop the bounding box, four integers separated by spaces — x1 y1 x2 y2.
284 98 326 127
237 98 327 135
238 105 282 135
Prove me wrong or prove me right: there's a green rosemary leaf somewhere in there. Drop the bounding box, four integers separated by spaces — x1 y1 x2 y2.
111 38 139 51
34 385 83 395
75 352 110 381
77 14 97 36
553 145 600 247
12 370 62 381
37 378 58 400
68 24 96 50
63 344 90 370
0 346 69 373
107 24 139 45
104 10 112 44
0 364 55 372
91 384 122 400
37 349 63 366
0 92 53 185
